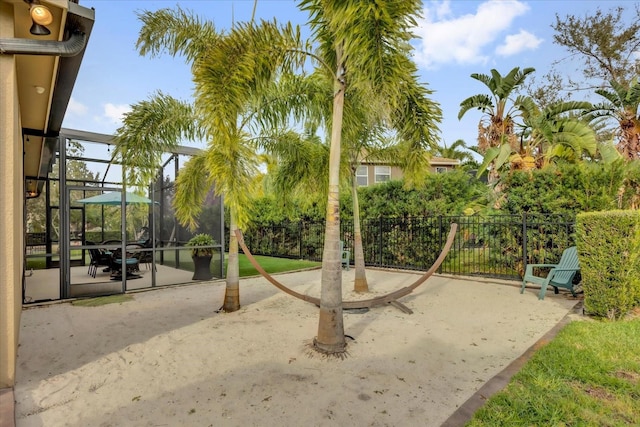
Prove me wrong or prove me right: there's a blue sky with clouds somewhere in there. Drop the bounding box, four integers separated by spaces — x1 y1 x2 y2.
64 0 637 158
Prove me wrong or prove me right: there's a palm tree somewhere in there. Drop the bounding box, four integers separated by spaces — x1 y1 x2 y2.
518 100 597 167
113 7 300 313
458 67 535 183
472 96 597 178
589 78 640 160
477 100 597 176
434 139 476 164
117 2 440 356
275 0 441 354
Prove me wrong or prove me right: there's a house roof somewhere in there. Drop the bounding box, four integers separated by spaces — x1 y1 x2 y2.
361 156 461 166
429 157 461 166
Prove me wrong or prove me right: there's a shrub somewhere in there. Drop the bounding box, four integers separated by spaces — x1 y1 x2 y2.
575 210 640 319
187 233 216 257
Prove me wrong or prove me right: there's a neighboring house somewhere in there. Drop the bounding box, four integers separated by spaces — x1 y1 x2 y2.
0 0 94 401
355 157 461 186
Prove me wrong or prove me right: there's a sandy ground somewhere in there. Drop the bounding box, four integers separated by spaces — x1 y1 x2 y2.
14 269 579 427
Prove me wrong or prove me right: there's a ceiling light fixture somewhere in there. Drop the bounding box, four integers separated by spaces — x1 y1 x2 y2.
34 86 45 94
27 2 53 36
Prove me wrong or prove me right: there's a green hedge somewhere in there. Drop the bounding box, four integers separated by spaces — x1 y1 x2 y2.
575 210 640 319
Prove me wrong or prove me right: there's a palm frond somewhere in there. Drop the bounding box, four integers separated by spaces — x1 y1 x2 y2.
496 67 535 99
550 119 597 157
476 146 501 177
598 139 624 164
595 88 622 106
470 72 494 92
113 91 203 188
391 80 442 151
173 154 214 230
458 95 493 120
136 6 219 63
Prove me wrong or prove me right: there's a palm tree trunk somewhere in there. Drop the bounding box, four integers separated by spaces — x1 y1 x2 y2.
223 207 240 312
315 53 346 354
351 177 368 292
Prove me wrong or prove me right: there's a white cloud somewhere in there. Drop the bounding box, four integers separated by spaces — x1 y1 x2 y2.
67 97 87 115
413 0 532 69
433 0 452 19
103 103 130 125
496 30 542 56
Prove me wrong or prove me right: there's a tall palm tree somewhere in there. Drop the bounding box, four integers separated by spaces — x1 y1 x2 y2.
252 1 440 354
458 67 535 183
589 78 640 160
261 0 439 354
113 7 300 313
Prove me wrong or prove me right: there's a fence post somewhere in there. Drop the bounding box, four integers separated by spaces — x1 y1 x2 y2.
379 216 383 266
522 212 527 272
438 216 443 273
298 221 302 259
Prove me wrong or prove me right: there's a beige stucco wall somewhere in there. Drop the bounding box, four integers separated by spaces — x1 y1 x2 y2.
0 1 24 389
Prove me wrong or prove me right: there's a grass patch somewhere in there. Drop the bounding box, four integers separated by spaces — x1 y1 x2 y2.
71 294 134 307
158 250 319 277
466 318 640 426
233 254 320 277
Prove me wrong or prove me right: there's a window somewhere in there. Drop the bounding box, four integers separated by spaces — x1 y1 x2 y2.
374 166 391 183
436 167 448 174
356 166 368 186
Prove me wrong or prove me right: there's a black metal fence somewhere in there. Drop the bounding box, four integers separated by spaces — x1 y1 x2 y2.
242 213 575 279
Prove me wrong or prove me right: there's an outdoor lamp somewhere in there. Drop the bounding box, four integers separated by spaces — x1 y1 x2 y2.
28 2 53 36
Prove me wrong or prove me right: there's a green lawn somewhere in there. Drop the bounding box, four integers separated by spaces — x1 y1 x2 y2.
232 253 320 277
156 250 319 277
466 317 640 426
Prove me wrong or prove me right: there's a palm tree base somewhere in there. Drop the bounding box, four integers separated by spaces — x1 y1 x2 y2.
223 286 240 312
314 307 347 354
312 337 347 356
353 277 368 293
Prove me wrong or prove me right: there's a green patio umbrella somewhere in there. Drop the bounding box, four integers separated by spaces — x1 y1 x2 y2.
76 191 154 205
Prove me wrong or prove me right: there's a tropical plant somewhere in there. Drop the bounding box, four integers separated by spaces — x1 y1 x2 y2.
113 7 301 313
254 0 441 354
458 67 535 183
588 78 640 160
433 139 476 164
514 99 597 168
187 233 216 257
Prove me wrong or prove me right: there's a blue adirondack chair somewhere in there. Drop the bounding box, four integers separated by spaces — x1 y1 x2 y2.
339 240 350 270
521 246 580 300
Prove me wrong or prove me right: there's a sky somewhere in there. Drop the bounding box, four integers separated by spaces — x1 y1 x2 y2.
62 0 638 176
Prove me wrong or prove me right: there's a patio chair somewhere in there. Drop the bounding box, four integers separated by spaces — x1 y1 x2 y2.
109 248 140 279
87 241 111 278
521 246 580 300
126 243 155 271
340 240 350 270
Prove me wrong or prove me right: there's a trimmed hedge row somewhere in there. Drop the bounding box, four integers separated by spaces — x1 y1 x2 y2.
576 210 640 319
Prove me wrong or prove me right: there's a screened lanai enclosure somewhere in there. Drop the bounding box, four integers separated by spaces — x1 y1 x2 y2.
23 129 225 304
